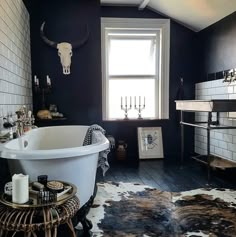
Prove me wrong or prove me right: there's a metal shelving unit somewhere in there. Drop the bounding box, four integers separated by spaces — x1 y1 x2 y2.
176 100 236 183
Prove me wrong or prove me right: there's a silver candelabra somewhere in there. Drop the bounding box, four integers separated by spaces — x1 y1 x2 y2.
135 96 145 119
120 96 146 119
121 96 132 119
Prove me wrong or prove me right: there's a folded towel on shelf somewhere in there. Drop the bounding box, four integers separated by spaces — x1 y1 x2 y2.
83 124 110 176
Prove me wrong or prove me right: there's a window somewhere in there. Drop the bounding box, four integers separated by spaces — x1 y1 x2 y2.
101 18 170 120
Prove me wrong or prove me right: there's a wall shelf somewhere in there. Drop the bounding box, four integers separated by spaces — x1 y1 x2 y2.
35 118 67 127
191 155 236 170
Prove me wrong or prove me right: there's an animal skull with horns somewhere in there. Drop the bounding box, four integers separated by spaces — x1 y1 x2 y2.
40 22 89 75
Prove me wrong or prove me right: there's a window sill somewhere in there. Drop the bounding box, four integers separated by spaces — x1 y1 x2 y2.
103 118 169 122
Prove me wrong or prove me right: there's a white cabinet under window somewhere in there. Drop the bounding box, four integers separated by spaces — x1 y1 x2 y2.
101 18 170 120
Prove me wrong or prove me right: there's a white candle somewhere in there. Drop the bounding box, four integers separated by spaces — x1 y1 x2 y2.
12 174 29 204
46 75 51 86
130 96 132 107
135 96 136 107
125 96 127 107
139 96 141 106
144 96 145 107
121 96 123 107
28 110 32 118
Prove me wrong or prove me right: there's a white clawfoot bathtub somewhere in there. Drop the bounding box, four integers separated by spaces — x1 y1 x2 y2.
0 125 109 207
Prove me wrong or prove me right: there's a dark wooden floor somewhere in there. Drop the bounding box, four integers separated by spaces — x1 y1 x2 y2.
97 159 236 191
11 159 236 237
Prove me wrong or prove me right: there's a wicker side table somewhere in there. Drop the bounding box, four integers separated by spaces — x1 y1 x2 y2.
0 186 80 237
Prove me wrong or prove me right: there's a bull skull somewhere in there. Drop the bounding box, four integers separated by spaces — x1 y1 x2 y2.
57 43 72 75
40 22 89 75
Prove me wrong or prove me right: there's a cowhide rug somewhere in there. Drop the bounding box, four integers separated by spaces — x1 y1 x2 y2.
85 182 236 237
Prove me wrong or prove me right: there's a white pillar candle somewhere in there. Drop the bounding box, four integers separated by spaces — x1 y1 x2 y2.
46 75 51 86
125 96 127 107
12 174 29 204
34 75 39 86
130 96 132 107
121 96 123 107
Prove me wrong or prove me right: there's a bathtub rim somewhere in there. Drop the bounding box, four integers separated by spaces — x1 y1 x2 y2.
0 125 109 160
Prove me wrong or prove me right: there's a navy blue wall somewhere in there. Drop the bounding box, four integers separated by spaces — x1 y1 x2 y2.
199 12 236 80
101 6 198 162
24 1 198 164
29 0 102 125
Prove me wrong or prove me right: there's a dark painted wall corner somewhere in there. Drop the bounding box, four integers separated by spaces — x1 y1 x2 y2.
198 12 236 80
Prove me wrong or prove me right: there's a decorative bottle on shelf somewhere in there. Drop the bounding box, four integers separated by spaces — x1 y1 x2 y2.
116 140 127 161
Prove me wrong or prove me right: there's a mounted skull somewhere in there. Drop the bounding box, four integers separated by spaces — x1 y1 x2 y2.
40 22 89 75
57 43 72 75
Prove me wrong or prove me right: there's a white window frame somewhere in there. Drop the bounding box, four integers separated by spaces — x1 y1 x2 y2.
101 17 170 120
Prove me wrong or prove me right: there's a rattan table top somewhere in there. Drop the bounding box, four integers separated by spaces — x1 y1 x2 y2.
0 181 79 237
0 180 77 209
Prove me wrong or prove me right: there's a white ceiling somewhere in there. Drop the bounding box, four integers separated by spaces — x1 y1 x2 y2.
101 0 236 32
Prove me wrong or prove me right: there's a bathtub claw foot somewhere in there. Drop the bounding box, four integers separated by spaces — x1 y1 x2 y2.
76 194 94 234
76 229 92 237
81 217 93 232
76 217 92 237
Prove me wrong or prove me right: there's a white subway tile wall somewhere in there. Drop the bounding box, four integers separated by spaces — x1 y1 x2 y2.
0 0 32 128
195 79 236 162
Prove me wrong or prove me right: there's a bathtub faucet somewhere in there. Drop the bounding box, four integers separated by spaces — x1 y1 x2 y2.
15 106 36 137
15 120 24 137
